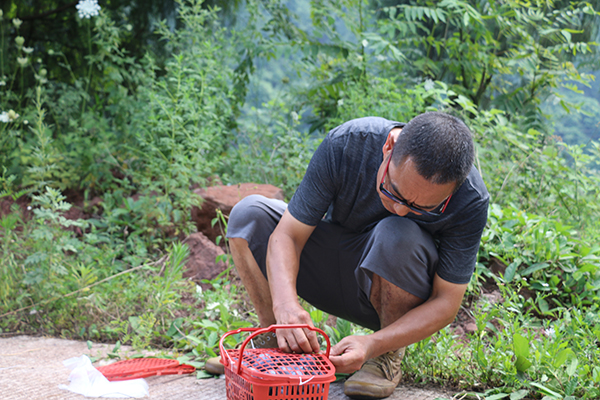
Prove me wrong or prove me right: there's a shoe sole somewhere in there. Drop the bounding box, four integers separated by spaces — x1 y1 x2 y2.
344 383 395 399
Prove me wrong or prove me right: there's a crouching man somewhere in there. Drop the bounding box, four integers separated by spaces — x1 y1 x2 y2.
207 113 489 399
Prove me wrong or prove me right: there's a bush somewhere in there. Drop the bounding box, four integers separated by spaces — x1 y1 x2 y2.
222 99 319 199
405 285 600 399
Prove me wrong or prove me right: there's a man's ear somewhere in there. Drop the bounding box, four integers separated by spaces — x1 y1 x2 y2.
382 128 401 155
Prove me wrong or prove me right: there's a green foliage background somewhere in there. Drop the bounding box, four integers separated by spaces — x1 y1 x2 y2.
1 0 600 398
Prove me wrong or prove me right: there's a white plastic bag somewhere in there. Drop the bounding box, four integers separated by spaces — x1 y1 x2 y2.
58 355 149 398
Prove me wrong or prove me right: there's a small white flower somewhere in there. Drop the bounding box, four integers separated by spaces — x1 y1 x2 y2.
290 111 299 122
337 99 344 107
24 120 29 125
0 111 19 123
29 308 37 315
13 18 23 29
543 327 555 337
0 81 5 86
15 36 25 47
76 0 101 19
362 39 369 47
424 79 435 91
22 46 34 54
27 206 32 210
17 57 28 67
376 54 386 62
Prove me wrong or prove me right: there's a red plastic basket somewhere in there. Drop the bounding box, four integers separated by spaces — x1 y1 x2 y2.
96 358 195 381
219 325 336 400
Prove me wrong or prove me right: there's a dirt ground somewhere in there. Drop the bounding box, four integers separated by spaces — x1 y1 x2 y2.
0 335 458 400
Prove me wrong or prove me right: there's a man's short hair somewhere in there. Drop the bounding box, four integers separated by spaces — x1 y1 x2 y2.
392 112 474 187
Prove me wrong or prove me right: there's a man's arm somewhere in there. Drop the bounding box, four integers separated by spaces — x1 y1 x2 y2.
329 274 467 373
266 208 321 353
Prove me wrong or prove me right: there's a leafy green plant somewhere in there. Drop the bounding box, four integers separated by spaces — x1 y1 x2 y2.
223 99 320 198
0 167 27 200
24 187 88 291
330 77 475 126
473 108 600 230
0 5 146 192
297 0 376 131
108 313 159 352
405 283 600 399
104 0 251 242
371 0 599 125
481 204 600 311
166 276 255 358
0 207 23 309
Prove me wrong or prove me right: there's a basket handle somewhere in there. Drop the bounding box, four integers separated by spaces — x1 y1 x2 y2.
218 324 331 376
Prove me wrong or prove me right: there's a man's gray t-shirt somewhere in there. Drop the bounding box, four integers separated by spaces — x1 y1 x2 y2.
287 116 490 284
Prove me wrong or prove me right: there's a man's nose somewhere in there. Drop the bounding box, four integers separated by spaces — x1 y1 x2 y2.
393 203 412 216
394 202 422 216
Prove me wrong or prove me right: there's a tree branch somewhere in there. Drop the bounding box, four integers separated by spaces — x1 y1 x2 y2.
473 66 493 106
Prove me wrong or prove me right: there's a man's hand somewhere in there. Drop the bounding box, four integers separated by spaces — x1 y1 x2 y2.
273 300 320 354
328 335 372 374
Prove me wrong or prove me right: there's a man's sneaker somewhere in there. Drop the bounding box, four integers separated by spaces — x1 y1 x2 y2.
204 356 225 375
343 348 405 399
204 332 278 376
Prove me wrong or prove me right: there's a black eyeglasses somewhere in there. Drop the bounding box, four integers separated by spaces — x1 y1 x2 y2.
379 147 451 217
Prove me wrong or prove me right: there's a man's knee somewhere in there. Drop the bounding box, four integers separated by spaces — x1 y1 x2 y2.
371 217 437 265
229 194 268 226
227 195 285 244
358 216 438 301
